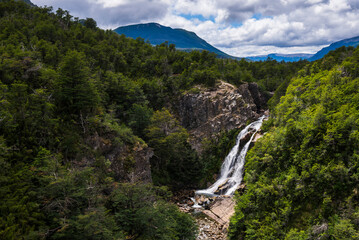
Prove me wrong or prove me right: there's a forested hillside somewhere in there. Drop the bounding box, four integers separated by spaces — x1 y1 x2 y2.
229 46 359 239
0 0 318 239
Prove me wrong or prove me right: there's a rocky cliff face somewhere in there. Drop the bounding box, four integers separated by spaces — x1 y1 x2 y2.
109 143 153 183
178 81 268 152
87 132 153 183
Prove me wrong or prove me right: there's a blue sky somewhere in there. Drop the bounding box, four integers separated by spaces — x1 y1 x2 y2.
31 0 359 57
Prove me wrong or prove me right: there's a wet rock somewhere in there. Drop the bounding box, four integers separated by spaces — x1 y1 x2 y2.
195 195 210 206
239 130 255 147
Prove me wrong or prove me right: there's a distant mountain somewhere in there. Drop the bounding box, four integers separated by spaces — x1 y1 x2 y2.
309 35 359 61
246 53 313 62
114 23 237 59
22 0 34 5
9 0 35 6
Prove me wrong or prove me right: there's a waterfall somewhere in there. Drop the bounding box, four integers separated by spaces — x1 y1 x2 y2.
196 116 265 197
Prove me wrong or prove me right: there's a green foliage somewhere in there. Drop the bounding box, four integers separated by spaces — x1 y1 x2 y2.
191 68 219 87
146 109 202 188
284 229 307 240
269 46 357 109
229 46 359 239
83 18 97 29
55 50 99 117
330 218 359 240
0 1 199 239
0 1 313 238
200 128 242 185
52 207 121 240
127 103 153 137
108 183 197 240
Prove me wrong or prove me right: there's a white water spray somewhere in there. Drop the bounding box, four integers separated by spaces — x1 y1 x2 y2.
196 116 265 196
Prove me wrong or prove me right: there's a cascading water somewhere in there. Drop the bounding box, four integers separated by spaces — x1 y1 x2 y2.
196 116 265 197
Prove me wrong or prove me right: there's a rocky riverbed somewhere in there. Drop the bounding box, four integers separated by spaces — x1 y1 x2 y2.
196 215 228 240
177 202 228 240
177 194 235 240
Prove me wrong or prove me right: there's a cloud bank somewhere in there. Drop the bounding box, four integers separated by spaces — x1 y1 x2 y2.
32 0 359 57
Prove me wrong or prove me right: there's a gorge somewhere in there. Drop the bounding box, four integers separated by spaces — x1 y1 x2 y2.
2 2 359 239
173 81 268 239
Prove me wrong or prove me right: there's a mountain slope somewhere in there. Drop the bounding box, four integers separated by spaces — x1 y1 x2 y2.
0 2 201 239
22 0 34 5
247 53 313 62
309 35 359 61
247 36 359 62
114 22 236 59
229 46 359 239
8 0 35 6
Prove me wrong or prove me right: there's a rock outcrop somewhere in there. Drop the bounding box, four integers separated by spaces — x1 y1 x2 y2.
110 143 153 183
86 131 153 183
178 81 268 152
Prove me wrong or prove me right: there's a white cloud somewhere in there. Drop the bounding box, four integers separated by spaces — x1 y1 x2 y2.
91 0 129 8
31 0 359 56
171 0 217 17
32 0 169 28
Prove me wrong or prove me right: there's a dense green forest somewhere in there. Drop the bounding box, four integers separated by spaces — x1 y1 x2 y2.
0 0 339 239
229 46 359 239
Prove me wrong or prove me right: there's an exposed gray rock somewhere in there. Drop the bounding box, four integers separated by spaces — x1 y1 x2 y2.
107 143 153 183
178 81 267 152
86 132 153 183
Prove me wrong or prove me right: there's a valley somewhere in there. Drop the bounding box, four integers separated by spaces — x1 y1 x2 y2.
1 1 359 239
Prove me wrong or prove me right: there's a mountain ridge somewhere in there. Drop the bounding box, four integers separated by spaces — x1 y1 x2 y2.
114 22 359 63
246 36 359 62
246 53 314 62
114 22 238 59
308 35 359 61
